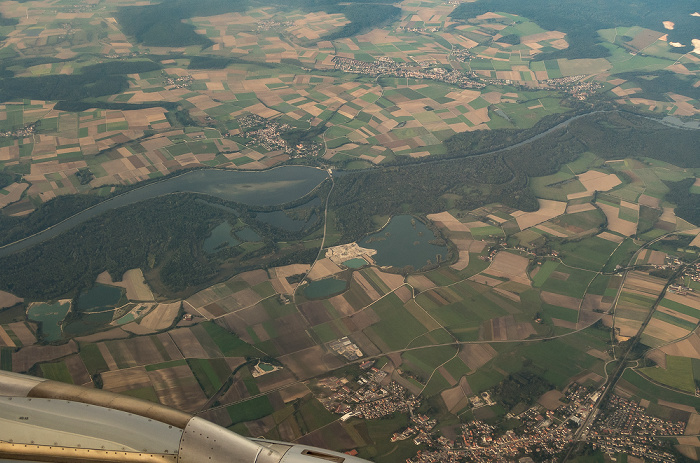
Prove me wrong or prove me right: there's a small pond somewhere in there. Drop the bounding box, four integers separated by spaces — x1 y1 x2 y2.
303 278 348 299
203 222 240 253
76 284 125 312
343 258 367 269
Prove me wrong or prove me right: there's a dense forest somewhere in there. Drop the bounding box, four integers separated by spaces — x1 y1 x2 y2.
54 101 180 112
0 74 128 104
0 13 18 27
0 195 224 298
0 172 18 190
0 194 103 247
115 0 248 47
665 179 700 227
446 111 700 168
321 4 401 41
492 369 553 410
449 0 698 59
566 112 700 168
0 60 163 104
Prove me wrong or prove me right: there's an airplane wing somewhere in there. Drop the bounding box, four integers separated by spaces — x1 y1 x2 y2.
0 370 371 463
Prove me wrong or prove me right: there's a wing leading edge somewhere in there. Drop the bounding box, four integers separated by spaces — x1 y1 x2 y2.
0 370 371 463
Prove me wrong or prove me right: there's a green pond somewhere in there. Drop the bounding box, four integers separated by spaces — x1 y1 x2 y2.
62 310 115 337
203 222 240 253
114 312 136 325
77 284 124 312
303 278 348 299
259 363 275 372
27 302 71 342
359 215 447 269
343 258 367 269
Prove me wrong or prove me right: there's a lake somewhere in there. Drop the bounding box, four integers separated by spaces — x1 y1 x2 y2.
0 166 328 257
27 301 71 342
360 215 447 269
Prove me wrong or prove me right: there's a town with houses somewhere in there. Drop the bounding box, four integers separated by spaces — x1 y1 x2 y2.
331 54 602 99
163 72 194 90
232 113 322 157
0 120 36 139
314 361 686 463
332 55 486 89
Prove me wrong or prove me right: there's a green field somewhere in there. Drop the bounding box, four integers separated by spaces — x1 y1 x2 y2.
201 321 258 357
1 348 12 371
540 265 595 298
622 370 700 409
367 294 427 350
659 298 700 319
227 395 275 425
558 237 620 271
187 358 231 397
39 361 74 384
79 343 108 376
639 356 696 393
532 261 559 287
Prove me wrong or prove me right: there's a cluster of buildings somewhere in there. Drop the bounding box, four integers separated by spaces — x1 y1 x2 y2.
316 369 421 421
405 414 573 463
391 414 437 444
163 72 193 89
539 75 603 100
590 435 678 463
397 25 442 33
314 360 687 462
678 260 700 288
597 395 685 436
402 380 687 463
450 48 474 62
256 19 293 31
586 395 684 462
328 337 364 361
235 114 322 157
0 122 36 139
331 56 485 89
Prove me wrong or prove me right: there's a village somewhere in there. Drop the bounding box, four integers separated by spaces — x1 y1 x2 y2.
332 56 486 89
315 362 685 463
232 114 322 157
403 383 683 463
